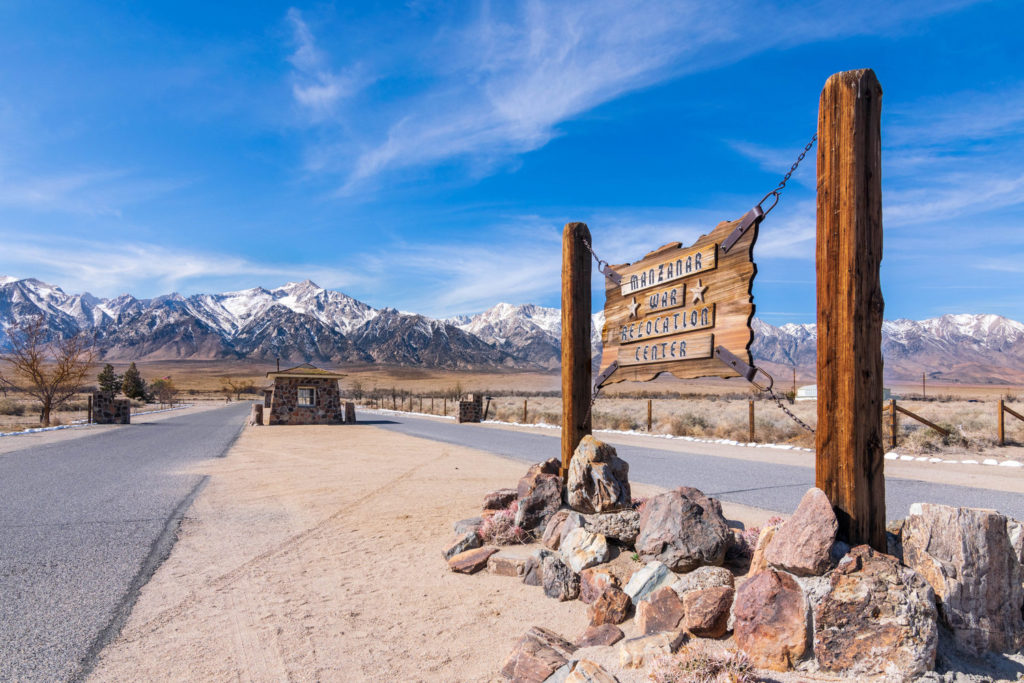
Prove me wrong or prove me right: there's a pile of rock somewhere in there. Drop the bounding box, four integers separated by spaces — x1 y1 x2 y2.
443 436 1024 682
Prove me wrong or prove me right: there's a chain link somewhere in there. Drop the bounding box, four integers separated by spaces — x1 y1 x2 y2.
581 236 612 275
765 384 816 433
757 133 817 216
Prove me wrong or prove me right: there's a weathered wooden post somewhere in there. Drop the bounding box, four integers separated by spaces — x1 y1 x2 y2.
748 399 755 443
647 399 653 431
999 399 1005 446
443 397 447 415
815 68 886 551
561 222 593 479
87 394 93 424
889 399 898 450
522 399 528 424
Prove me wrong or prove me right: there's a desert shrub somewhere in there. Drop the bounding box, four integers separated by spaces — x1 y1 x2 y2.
0 399 25 416
669 413 710 437
530 411 560 426
647 642 760 682
479 501 530 545
64 400 89 412
594 413 637 431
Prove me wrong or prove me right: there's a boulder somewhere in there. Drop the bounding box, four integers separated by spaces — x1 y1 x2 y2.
566 435 631 513
565 659 618 683
442 529 481 561
523 548 552 587
541 509 571 550
582 509 640 546
903 503 1024 654
733 568 808 671
748 524 778 576
635 487 730 572
448 546 498 574
483 488 518 510
764 487 837 577
517 458 561 499
682 586 733 638
575 624 624 648
623 561 674 605
588 585 631 626
618 631 686 669
515 474 563 531
559 511 586 546
488 551 529 578
1008 518 1024 567
453 517 484 536
670 565 734 599
500 626 577 682
635 586 685 635
579 568 619 605
813 545 938 679
560 528 610 573
543 555 581 601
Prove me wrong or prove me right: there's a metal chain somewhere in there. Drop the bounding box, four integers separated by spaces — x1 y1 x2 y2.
757 133 817 216
581 236 614 277
765 384 816 433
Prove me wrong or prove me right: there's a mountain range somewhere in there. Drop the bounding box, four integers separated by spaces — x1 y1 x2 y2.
1 276 1022 383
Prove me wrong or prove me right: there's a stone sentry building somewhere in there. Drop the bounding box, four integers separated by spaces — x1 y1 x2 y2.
263 364 348 425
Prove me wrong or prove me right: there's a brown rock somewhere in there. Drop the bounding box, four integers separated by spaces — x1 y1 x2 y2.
564 659 618 683
588 585 631 626
748 524 778 576
517 458 561 499
488 551 529 577
576 623 625 648
635 487 730 572
483 488 518 510
442 529 481 561
635 586 685 636
814 545 938 679
522 549 552 587
566 435 631 513
541 509 571 550
733 568 807 671
764 487 837 576
618 630 686 669
448 546 498 574
1009 518 1024 566
903 503 1024 654
542 555 580 601
515 474 563 531
681 586 733 638
579 568 619 604
453 516 484 536
500 626 577 682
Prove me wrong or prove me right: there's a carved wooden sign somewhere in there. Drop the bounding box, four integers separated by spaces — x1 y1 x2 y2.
597 214 758 383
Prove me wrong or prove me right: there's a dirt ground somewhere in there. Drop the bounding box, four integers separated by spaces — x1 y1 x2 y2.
83 422 780 683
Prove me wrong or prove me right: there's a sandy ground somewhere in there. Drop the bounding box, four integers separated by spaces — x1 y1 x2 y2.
84 422 783 683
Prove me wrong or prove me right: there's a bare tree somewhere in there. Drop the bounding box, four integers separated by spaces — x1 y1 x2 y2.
220 377 254 401
0 317 94 426
150 377 178 407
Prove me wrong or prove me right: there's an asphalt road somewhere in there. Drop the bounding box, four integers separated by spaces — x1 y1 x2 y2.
364 410 1024 522
0 402 250 682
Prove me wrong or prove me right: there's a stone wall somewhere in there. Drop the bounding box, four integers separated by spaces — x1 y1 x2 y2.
92 392 131 424
458 394 484 423
266 377 345 425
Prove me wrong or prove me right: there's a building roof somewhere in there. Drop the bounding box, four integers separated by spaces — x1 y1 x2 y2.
266 363 347 380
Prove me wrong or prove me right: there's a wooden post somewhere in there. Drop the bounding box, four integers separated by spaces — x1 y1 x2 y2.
561 222 593 479
792 367 797 395
87 394 93 424
431 397 434 413
922 372 926 399
647 399 653 431
523 399 528 424
889 399 898 450
443 397 447 415
999 399 1005 446
748 399 755 442
815 69 886 552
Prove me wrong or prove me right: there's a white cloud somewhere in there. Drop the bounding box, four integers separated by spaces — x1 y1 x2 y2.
0 167 187 216
286 8 369 120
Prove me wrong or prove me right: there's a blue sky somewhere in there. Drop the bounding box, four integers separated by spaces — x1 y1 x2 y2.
0 0 1021 323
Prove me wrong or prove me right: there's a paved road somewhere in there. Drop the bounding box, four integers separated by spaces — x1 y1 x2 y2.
364 411 1024 522
0 402 250 682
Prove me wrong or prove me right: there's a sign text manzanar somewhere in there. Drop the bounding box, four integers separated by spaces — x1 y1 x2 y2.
597 216 758 384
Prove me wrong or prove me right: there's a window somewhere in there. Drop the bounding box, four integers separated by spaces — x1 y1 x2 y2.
297 387 315 407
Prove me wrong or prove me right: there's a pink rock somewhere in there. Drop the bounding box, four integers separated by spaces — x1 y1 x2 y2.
566 435 631 513
635 487 730 572
635 586 685 636
447 546 498 574
733 569 807 671
764 487 837 576
500 626 577 682
579 568 618 605
681 585 733 638
575 623 624 648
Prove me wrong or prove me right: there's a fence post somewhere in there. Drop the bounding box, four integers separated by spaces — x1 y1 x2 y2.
87 394 93 424
748 399 755 442
889 399 898 450
561 222 593 480
647 399 652 431
444 397 447 416
815 69 886 552
523 399 528 424
999 399 1005 446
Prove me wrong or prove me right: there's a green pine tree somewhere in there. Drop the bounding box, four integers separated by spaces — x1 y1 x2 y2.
121 362 147 400
97 364 122 396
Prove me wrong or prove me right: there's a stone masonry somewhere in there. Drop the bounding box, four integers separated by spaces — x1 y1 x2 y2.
458 394 484 423
91 392 130 424
266 376 345 425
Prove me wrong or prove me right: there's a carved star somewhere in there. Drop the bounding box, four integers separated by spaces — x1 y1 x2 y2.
627 296 640 319
691 279 707 304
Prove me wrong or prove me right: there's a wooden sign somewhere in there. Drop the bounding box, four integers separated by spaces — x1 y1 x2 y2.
597 214 758 383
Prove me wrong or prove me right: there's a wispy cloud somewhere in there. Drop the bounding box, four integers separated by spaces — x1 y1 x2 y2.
0 232 360 297
286 8 369 120
0 167 187 216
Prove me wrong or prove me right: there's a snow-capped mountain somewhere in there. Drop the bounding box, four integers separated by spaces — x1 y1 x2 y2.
2 275 1021 382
